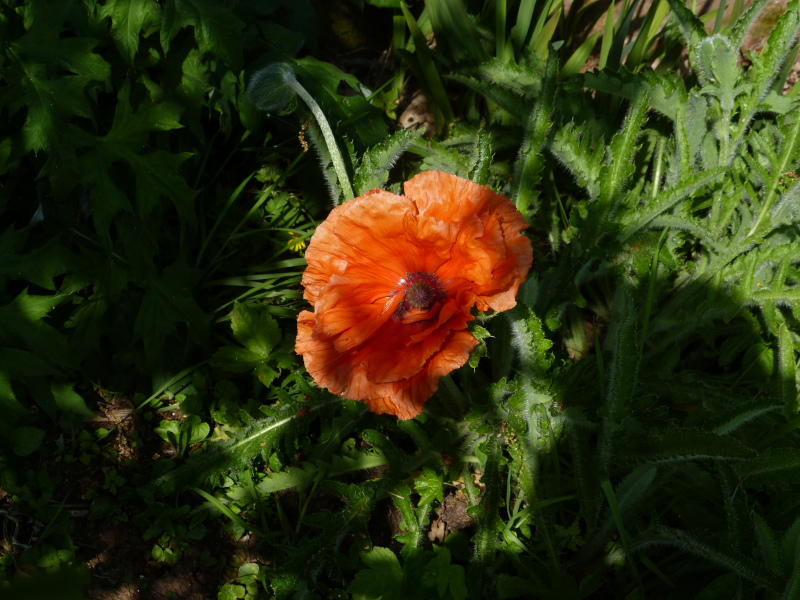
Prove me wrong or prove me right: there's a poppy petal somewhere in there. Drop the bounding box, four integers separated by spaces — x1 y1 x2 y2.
296 170 533 419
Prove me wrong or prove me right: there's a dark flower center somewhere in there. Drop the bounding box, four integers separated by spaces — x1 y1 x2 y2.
392 271 448 319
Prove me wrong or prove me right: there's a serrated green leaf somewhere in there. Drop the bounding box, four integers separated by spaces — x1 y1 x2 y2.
0 348 60 379
0 236 77 291
210 347 266 373
348 547 403 600
633 429 756 463
707 398 781 434
664 0 707 48
735 448 800 486
512 48 557 220
97 0 160 65
159 0 245 69
636 527 783 591
597 281 639 474
422 546 467 600
414 467 443 505
98 80 197 230
132 260 210 370
79 149 133 250
353 129 423 195
619 167 726 240
230 301 281 357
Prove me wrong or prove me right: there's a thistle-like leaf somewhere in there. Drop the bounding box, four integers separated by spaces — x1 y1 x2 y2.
467 124 492 186
631 429 756 463
663 0 707 49
634 527 784 591
735 448 800 487
597 280 639 476
549 121 604 199
747 0 800 103
619 167 726 241
353 129 423 195
706 398 782 435
512 48 558 221
728 0 773 49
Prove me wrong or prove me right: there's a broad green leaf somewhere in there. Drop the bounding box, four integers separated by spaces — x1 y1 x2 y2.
79 149 133 250
51 382 95 418
230 301 281 357
0 236 77 292
99 81 197 230
3 11 110 186
159 0 245 69
0 348 60 379
248 452 386 497
183 415 209 444
210 347 267 373
143 48 214 142
695 574 742 600
348 547 403 600
97 0 161 65
0 290 72 369
0 373 31 433
292 56 388 149
132 260 210 370
422 547 467 600
64 250 131 359
155 420 181 449
103 80 185 144
12 426 46 457
128 149 198 230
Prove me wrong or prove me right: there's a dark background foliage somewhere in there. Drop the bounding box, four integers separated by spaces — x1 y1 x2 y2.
2 0 800 599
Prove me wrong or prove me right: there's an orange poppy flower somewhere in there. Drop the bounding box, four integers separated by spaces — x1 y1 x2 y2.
295 170 533 419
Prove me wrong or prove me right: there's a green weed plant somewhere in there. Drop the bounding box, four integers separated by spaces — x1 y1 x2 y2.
2 0 800 598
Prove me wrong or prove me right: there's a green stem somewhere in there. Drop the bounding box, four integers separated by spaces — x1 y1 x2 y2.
286 79 354 202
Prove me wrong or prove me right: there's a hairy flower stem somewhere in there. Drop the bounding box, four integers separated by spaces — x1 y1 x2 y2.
247 63 355 203
709 109 732 235
286 79 355 202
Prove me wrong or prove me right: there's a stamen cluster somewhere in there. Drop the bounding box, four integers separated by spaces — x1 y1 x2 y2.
393 271 448 319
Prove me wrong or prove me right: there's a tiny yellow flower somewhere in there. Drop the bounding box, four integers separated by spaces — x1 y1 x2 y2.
288 232 307 253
